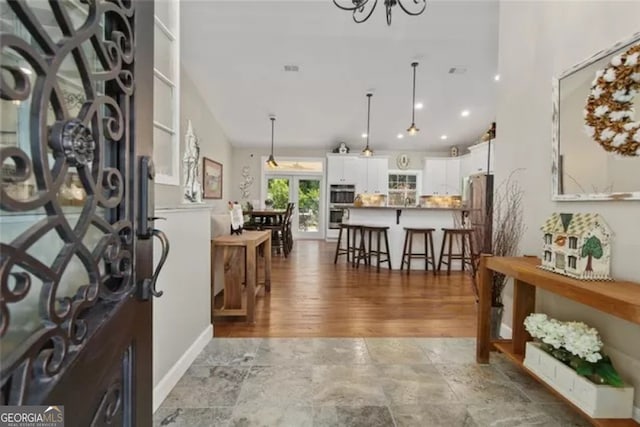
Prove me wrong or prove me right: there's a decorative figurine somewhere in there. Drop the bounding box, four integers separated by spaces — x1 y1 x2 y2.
183 120 203 203
540 213 612 280
332 142 350 154
450 146 459 157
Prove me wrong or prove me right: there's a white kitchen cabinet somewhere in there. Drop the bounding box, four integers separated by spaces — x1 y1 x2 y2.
459 154 472 179
354 157 388 193
422 157 461 195
468 141 494 174
327 155 361 184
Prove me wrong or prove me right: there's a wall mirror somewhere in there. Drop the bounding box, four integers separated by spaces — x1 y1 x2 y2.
552 32 640 201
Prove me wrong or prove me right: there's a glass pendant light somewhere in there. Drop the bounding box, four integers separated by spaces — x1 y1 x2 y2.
407 62 420 135
362 93 374 157
266 116 278 168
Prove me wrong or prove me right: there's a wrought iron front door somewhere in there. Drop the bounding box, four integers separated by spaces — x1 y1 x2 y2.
1 1 156 425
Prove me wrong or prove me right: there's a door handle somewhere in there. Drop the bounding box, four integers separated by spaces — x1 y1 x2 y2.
137 155 170 299
140 228 170 299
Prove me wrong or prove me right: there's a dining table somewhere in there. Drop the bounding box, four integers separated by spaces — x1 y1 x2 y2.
244 209 287 227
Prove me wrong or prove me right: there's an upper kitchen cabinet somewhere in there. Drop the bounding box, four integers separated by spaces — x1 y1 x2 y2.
467 141 495 174
423 157 461 195
327 154 361 184
356 157 388 193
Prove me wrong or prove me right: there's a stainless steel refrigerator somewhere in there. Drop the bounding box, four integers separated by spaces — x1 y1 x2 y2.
462 173 494 255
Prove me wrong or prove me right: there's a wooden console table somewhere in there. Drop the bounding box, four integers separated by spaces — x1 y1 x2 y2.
211 230 271 323
476 255 640 426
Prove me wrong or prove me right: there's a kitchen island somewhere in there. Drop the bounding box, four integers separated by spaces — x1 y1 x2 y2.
345 206 469 271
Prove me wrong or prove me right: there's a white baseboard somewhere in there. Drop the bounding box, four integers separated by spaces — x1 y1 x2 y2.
152 324 213 412
499 322 512 339
634 405 640 423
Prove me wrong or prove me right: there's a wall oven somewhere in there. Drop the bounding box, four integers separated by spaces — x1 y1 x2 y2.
328 184 355 229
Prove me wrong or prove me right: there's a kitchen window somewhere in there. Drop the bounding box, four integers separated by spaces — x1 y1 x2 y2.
388 171 421 206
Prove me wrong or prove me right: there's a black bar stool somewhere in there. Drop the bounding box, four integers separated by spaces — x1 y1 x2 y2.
334 224 361 265
400 227 436 274
357 225 391 272
437 228 475 275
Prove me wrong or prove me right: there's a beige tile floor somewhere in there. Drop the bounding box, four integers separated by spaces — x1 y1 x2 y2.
154 338 589 427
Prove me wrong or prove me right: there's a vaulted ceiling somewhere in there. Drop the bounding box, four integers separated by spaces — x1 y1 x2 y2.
180 0 499 151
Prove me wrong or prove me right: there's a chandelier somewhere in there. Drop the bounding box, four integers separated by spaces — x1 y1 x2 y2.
333 0 427 26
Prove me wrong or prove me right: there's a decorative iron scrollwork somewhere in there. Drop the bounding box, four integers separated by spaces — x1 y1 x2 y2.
49 119 96 167
0 0 136 405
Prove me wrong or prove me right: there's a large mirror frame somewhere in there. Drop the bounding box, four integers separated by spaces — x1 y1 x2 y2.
552 31 640 201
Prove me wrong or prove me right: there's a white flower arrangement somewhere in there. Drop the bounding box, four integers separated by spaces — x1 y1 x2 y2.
584 42 640 156
524 313 624 386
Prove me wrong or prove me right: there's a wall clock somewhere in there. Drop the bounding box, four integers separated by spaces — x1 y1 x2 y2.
396 154 410 169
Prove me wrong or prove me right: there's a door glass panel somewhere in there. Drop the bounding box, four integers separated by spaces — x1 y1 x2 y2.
0 0 134 404
297 179 320 233
266 178 290 209
153 77 174 129
155 0 175 34
153 126 176 177
154 23 174 80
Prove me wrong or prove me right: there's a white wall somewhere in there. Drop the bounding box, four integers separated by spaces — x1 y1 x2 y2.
152 208 212 410
496 0 640 407
155 66 233 211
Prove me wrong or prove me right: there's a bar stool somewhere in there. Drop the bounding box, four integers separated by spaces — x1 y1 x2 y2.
437 228 475 275
400 227 436 274
333 224 361 265
357 225 391 272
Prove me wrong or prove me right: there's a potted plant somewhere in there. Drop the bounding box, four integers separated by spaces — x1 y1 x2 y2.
523 313 633 418
471 170 525 338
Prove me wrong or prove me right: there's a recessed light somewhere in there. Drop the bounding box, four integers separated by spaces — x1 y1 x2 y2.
19 67 32 75
461 110 470 117
361 133 367 138
494 74 500 81
397 133 404 139
415 102 423 110
440 135 448 140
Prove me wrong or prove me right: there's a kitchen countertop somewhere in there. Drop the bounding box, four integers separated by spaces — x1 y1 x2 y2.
348 206 469 211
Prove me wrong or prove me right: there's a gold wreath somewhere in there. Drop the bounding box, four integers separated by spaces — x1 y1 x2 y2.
584 42 640 156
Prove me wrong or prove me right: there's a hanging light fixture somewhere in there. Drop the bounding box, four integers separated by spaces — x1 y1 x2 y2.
362 93 374 157
333 0 426 26
266 116 278 168
407 62 420 136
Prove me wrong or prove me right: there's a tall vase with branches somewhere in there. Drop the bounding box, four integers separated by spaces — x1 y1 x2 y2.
472 170 525 337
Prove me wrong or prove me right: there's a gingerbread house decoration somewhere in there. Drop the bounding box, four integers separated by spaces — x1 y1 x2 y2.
540 213 612 280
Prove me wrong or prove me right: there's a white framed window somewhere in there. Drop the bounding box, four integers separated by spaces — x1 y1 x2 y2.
388 170 422 206
153 0 180 185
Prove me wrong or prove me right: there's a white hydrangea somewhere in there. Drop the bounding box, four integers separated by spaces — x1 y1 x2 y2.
524 314 604 364
623 122 640 131
601 128 616 140
604 68 616 82
612 132 628 147
632 73 640 83
634 129 640 143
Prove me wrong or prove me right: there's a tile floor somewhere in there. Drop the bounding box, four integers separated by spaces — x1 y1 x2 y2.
154 338 589 427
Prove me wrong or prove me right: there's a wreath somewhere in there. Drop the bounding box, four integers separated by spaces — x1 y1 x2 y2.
584 42 640 156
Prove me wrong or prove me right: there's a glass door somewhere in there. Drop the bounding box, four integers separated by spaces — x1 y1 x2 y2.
264 175 323 239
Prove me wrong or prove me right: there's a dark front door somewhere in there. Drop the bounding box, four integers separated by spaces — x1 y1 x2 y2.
1 1 156 425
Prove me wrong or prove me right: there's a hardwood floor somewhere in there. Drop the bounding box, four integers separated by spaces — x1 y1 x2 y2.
213 240 477 338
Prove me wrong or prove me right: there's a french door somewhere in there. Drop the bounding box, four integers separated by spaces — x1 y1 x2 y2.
1 1 157 425
265 175 323 239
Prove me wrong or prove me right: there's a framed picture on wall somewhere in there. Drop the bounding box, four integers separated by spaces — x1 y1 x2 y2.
202 157 223 199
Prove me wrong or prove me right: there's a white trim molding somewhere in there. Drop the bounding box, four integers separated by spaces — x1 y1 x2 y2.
153 324 212 412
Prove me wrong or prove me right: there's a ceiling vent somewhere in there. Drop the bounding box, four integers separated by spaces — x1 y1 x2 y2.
448 67 467 74
284 65 299 72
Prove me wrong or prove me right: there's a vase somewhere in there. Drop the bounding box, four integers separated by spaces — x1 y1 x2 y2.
523 342 634 418
490 306 503 339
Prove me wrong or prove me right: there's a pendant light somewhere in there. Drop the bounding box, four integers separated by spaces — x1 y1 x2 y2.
407 62 420 135
266 116 278 168
362 93 373 157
